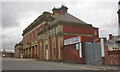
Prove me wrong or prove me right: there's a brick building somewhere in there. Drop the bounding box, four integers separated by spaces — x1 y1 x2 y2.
103 1 120 65
2 51 14 57
20 5 99 63
14 41 23 58
104 34 120 65
103 2 120 65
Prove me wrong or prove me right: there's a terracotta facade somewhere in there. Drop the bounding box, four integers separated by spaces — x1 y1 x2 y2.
16 6 100 63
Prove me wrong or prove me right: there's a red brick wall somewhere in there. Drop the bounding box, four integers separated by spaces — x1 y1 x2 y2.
104 53 120 65
63 25 99 42
63 25 94 35
63 44 84 63
104 43 120 65
64 35 79 40
63 34 98 42
62 25 99 63
22 23 47 46
82 36 98 42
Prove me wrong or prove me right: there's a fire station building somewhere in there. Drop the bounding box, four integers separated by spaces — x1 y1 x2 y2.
21 5 99 63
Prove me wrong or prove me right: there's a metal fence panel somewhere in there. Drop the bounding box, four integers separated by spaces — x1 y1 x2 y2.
84 42 102 65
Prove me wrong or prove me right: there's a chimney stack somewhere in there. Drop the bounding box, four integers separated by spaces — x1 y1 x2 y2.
52 5 68 15
52 7 60 14
60 5 68 14
109 34 113 39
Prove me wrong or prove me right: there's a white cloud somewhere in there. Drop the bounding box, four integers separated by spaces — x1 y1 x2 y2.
67 1 118 37
1 0 118 2
1 0 119 51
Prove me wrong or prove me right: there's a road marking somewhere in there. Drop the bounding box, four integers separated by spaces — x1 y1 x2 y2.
33 61 103 70
2 58 36 61
2 58 111 70
81 67 102 70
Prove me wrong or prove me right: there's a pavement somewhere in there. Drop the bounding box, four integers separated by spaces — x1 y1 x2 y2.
36 60 119 71
2 57 120 71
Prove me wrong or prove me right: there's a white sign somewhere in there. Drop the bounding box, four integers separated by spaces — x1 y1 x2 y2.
64 36 81 45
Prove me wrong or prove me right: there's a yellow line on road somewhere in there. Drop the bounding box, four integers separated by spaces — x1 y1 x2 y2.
81 67 102 70
2 58 105 70
2 58 36 61
33 61 103 70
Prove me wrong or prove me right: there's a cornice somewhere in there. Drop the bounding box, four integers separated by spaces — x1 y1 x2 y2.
22 12 54 36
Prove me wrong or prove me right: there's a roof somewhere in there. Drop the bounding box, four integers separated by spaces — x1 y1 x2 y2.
38 13 95 35
107 35 120 43
51 12 87 25
54 21 93 28
51 12 90 25
49 12 95 29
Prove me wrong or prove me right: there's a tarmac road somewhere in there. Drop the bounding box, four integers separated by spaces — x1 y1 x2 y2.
2 57 119 71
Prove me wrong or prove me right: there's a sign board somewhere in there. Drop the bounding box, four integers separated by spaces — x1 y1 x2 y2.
64 36 81 45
